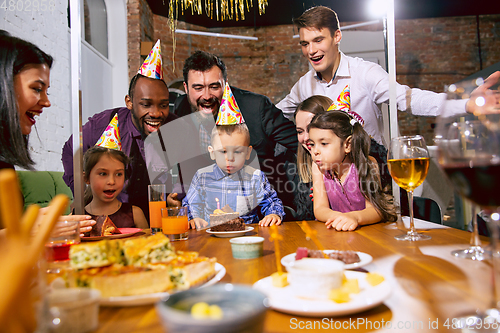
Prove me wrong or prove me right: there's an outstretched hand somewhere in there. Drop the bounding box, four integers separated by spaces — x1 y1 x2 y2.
37 207 95 237
466 71 500 114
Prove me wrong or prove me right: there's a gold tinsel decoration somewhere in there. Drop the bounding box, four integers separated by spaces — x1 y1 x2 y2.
167 0 268 71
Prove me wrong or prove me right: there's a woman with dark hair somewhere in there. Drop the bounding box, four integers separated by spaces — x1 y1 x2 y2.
0 30 54 170
293 95 333 220
293 95 392 221
0 31 95 233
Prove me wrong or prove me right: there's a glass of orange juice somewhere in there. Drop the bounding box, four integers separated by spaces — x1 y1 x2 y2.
148 184 167 234
161 207 189 241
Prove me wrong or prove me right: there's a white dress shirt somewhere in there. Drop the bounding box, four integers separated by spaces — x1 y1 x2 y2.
276 52 467 145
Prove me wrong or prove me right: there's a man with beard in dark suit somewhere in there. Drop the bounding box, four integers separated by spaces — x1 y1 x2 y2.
171 51 299 216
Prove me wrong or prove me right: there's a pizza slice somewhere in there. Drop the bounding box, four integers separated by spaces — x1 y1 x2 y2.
84 215 122 237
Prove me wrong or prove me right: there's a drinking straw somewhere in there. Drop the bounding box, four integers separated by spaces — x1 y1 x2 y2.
299 221 329 259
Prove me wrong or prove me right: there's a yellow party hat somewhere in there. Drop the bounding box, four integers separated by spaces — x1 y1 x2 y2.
95 114 122 150
216 83 244 125
138 40 163 80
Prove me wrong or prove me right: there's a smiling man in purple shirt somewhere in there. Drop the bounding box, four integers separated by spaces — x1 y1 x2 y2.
61 73 177 220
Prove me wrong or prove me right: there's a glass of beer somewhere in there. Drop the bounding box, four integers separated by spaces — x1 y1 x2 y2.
149 184 167 234
388 135 431 241
45 220 80 262
161 207 189 241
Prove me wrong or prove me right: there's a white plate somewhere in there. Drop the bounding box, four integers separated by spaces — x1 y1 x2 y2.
253 271 391 317
281 251 373 270
206 226 254 238
100 263 226 306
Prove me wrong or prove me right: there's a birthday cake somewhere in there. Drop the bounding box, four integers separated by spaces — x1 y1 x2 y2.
210 217 245 232
209 205 243 231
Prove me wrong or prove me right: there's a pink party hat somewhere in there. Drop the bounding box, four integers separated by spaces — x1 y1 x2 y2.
327 85 364 126
216 83 244 125
95 114 122 150
138 40 163 80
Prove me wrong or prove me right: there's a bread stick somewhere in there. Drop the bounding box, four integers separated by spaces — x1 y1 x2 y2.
30 194 69 257
0 170 69 332
0 169 23 237
20 205 40 240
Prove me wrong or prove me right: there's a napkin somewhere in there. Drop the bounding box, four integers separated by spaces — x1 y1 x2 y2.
402 216 448 229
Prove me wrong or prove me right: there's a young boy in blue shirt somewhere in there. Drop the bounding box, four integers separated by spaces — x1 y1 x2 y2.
183 121 284 229
182 83 285 229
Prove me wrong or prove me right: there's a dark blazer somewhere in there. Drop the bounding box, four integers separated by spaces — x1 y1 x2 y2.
174 86 299 210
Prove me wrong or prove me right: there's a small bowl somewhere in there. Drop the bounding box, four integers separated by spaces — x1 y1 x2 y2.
287 258 344 299
156 284 269 333
229 236 264 259
47 288 101 333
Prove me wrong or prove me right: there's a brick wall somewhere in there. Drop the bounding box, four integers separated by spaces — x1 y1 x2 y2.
140 7 500 145
153 15 309 101
395 15 500 143
127 0 155 80
0 0 71 172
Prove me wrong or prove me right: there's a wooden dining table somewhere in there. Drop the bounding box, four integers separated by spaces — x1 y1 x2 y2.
95 220 494 333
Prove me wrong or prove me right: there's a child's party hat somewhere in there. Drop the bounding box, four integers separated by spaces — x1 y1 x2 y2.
138 40 163 80
95 114 122 150
327 85 364 126
216 83 244 125
327 85 351 112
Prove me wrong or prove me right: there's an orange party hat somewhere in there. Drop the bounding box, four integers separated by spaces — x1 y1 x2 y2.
95 114 121 150
216 83 244 125
138 40 163 80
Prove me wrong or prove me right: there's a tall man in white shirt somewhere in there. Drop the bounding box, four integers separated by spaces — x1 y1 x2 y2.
276 5 498 146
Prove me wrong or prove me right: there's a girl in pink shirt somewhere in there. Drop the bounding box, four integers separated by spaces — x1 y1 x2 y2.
308 111 397 231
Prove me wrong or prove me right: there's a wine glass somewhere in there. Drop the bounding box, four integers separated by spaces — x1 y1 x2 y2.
388 135 431 241
436 75 500 331
451 203 490 260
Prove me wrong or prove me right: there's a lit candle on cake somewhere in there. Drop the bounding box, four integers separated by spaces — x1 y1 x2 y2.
215 197 220 210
